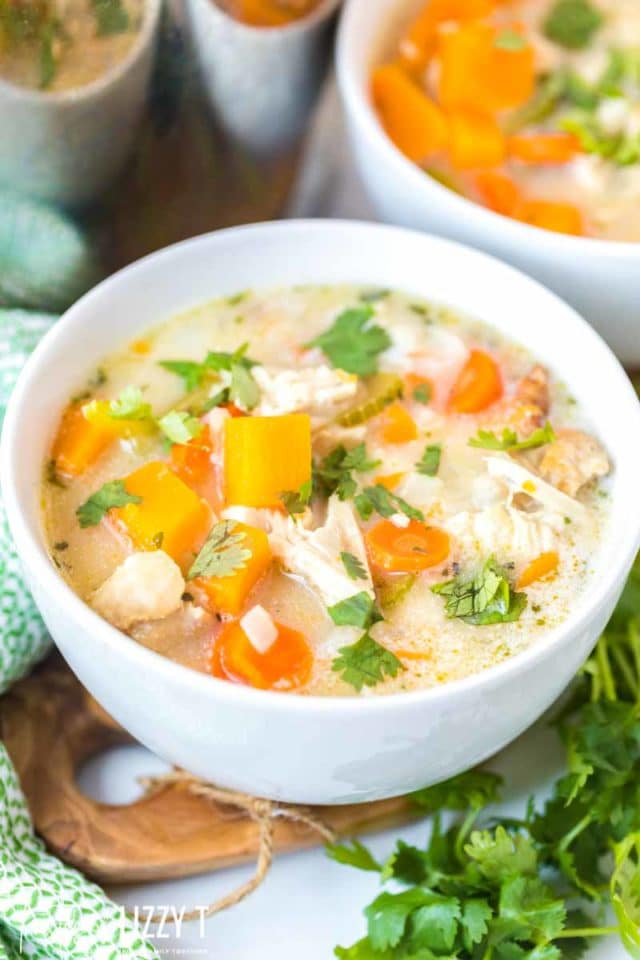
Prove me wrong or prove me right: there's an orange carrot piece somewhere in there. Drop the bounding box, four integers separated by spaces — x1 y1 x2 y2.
448 109 505 170
212 619 313 691
365 519 450 573
396 648 433 661
508 132 581 165
439 22 534 112
224 0 306 27
380 402 418 444
517 551 559 588
194 522 272 616
372 63 448 164
475 170 521 215
515 200 585 236
448 349 503 413
400 0 496 69
113 461 211 566
374 472 406 491
224 413 312 508
52 403 117 478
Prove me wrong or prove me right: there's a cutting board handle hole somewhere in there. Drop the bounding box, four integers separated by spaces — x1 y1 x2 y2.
77 744 172 806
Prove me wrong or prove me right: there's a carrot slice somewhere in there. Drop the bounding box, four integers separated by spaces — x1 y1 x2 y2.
212 619 313 691
380 402 418 444
365 519 450 573
475 170 521 216
439 22 534 112
448 349 503 413
52 403 117 478
374 472 406 491
508 132 581 165
194 523 272 616
400 0 496 69
170 424 215 488
372 63 448 164
515 200 584 236
448 109 505 170
517 551 559 588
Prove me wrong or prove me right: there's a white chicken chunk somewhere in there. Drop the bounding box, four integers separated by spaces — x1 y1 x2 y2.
447 504 560 565
265 495 374 607
252 365 358 426
485 455 587 522
90 551 185 631
538 429 610 498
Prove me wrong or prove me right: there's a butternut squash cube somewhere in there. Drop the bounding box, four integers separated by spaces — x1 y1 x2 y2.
52 403 117 478
112 461 211 566
224 414 312 508
194 522 272 616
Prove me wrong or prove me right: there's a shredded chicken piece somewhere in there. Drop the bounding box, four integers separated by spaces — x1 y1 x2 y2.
264 495 374 607
90 551 185 631
509 364 550 437
538 429 611 497
447 504 560 564
485 455 587 521
252 365 358 426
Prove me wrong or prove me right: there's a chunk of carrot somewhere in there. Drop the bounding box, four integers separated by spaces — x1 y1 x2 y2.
515 200 585 236
439 22 534 112
365 519 450 573
224 0 298 27
475 170 521 216
380 403 418 444
517 551 559 588
170 425 214 488
52 403 117 478
194 522 272 617
448 349 503 413
372 63 448 164
224 413 312 508
400 0 496 68
508 132 581 165
448 108 506 169
113 461 211 566
212 619 313 691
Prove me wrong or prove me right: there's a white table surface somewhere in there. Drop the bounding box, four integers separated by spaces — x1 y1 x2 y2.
79 81 624 960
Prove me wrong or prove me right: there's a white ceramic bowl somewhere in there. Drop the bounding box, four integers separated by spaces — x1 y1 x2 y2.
336 0 640 366
2 220 639 804
0 0 161 209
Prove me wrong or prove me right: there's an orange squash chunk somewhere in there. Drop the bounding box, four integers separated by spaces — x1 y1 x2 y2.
224 413 312 508
372 63 448 164
366 519 450 573
448 349 503 413
475 170 521 216
448 108 505 169
113 461 211 565
194 522 272 617
380 403 418 444
516 200 584 236
400 0 496 68
52 403 117 478
212 619 313 691
375 472 405 491
508 132 581 165
517 551 559 588
439 22 534 112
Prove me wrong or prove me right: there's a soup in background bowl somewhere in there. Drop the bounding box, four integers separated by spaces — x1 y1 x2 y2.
2 221 638 802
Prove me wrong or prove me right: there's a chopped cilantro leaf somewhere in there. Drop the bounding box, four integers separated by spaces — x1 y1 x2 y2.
328 592 383 630
306 305 392 376
159 360 206 393
355 485 424 523
341 551 368 581
76 480 141 528
314 444 380 501
412 382 432 404
543 0 603 50
326 840 381 873
332 633 403 692
469 421 556 452
157 410 203 445
416 443 442 476
432 555 527 625
160 345 259 410
187 520 251 580
108 386 153 421
280 479 312 516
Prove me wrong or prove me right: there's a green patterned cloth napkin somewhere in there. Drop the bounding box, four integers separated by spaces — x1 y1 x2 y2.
0 309 158 960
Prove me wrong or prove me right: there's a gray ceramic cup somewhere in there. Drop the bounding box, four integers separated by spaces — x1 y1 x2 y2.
0 0 162 210
182 0 342 156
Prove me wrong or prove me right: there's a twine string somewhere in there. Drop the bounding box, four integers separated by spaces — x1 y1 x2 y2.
133 769 336 925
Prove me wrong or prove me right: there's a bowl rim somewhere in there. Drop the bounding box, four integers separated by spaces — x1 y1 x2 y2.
2 218 639 717
336 0 640 258
0 0 162 105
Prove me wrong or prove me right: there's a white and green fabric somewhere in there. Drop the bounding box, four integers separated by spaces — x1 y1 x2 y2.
0 308 158 960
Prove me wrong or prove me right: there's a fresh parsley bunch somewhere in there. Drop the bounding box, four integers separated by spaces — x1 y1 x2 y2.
330 557 640 959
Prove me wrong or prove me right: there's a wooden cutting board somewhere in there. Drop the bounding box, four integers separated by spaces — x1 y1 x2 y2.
0 654 418 884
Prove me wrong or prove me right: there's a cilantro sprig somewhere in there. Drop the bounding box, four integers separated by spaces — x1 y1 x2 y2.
328 592 382 630
187 520 251 580
331 555 640 960
306 305 392 376
341 552 368 582
159 343 260 411
314 444 381 501
416 443 442 476
280 479 312 517
331 633 403 692
354 485 424 523
432 556 527 625
543 0 603 50
76 480 141 528
469 422 555 453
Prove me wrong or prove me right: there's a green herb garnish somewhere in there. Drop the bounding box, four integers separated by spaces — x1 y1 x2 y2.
91 0 130 36
76 480 141 528
494 29 527 51
187 520 251 580
159 360 206 393
157 410 203 445
306 305 392 376
543 0 603 50
416 443 442 477
280 479 312 516
108 386 153 421
412 382 431 405
314 444 381 501
331 633 403 692
328 592 383 630
341 552 368 582
354 485 424 523
160 343 260 411
468 422 556 452
432 556 527 625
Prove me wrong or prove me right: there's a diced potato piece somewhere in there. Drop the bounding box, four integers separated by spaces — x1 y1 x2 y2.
112 461 211 566
224 414 312 508
194 522 272 616
52 403 117 477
